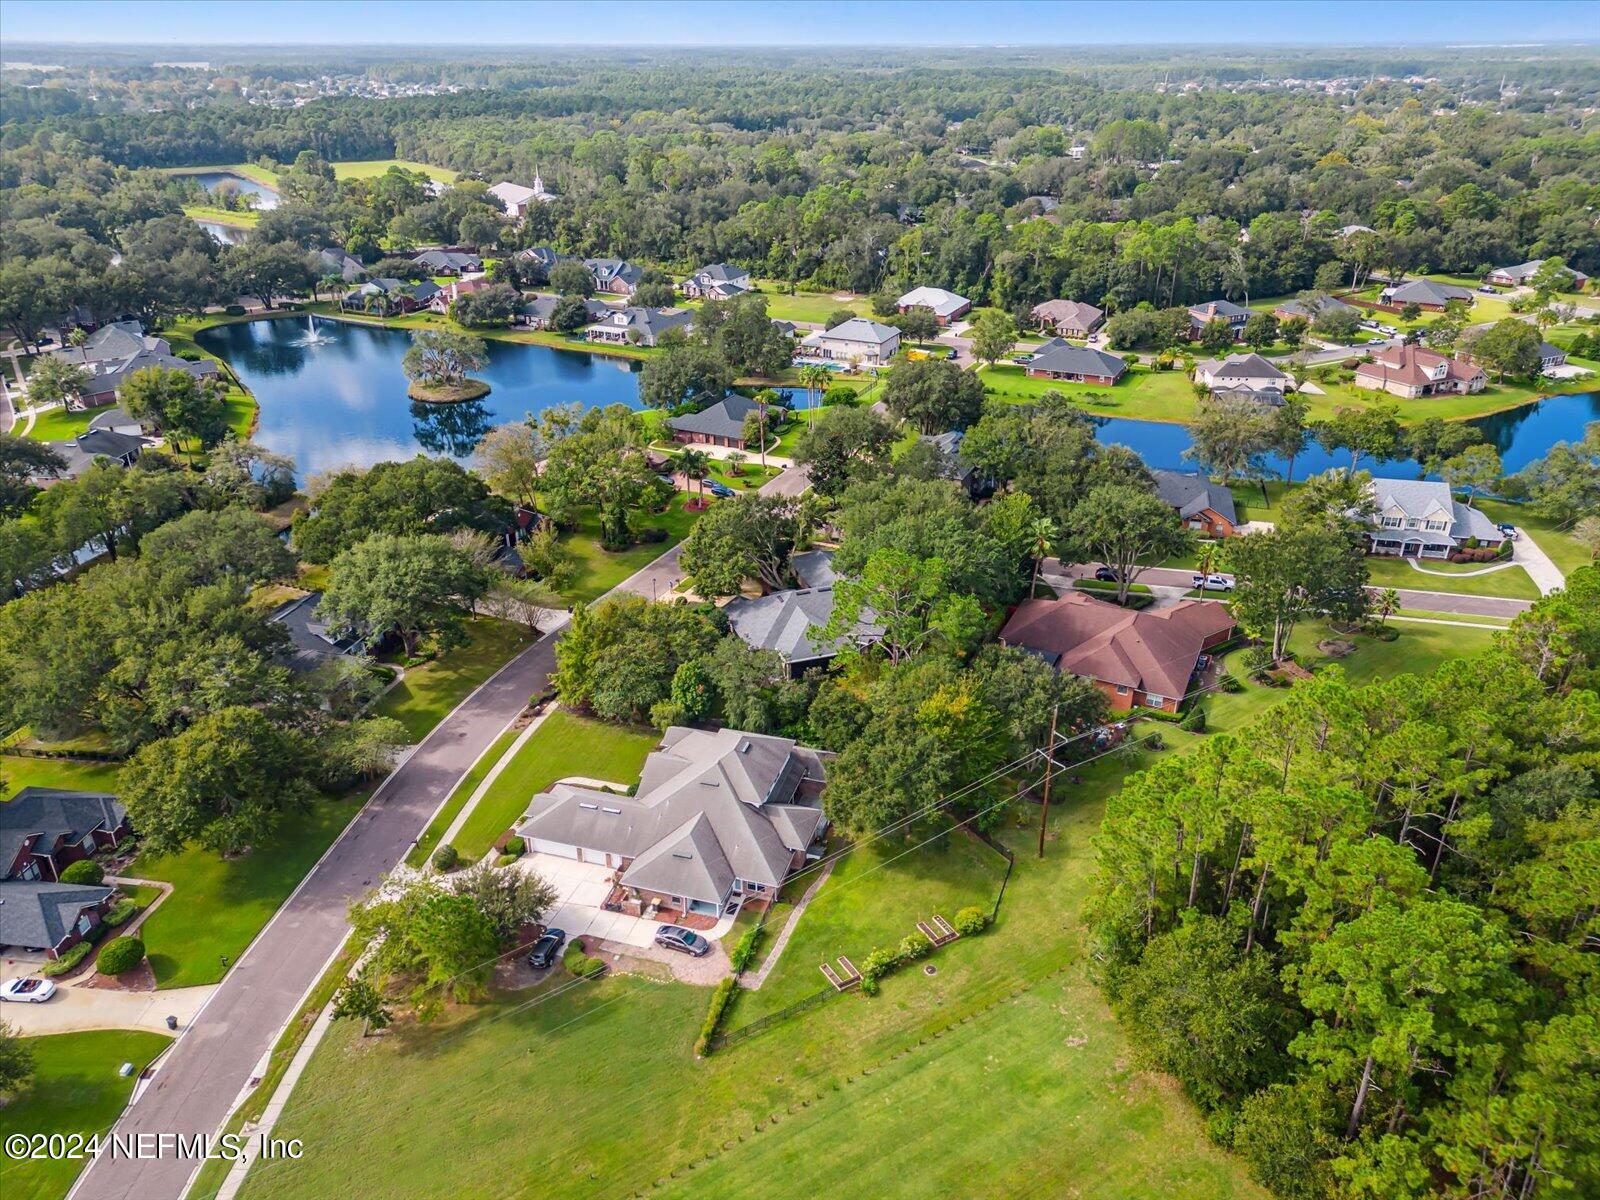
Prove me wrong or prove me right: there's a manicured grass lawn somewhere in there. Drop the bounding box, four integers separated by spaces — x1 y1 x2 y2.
182 204 261 228
331 159 458 182
373 618 535 741
22 403 119 442
1393 609 1511 628
407 726 521 867
1362 554 1540 600
451 710 658 860
730 833 1008 1024
556 494 701 604
1473 499 1592 581
752 285 870 325
0 1030 172 1200
981 361 1200 423
133 792 366 988
0 755 121 795
1231 479 1295 523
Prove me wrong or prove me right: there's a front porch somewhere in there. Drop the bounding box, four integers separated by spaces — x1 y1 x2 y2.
1369 535 1452 560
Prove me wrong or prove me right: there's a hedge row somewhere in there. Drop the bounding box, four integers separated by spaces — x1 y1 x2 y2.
859 906 989 996
694 977 739 1057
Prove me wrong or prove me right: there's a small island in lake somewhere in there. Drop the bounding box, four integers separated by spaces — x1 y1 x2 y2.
403 329 492 403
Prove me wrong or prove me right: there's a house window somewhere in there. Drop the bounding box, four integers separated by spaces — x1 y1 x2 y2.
1424 520 1447 532
1381 517 1403 529
1144 694 1166 707
19 859 41 881
1115 685 1130 695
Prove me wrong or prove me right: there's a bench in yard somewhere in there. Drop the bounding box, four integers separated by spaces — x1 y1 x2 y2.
931 914 959 944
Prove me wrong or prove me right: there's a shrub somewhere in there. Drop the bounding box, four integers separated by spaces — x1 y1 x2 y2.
431 843 460 872
640 526 670 543
103 899 139 927
501 836 525 858
1145 731 1166 750
59 859 105 885
1220 674 1243 693
97 936 146 976
899 930 933 961
694 976 739 1056
952 906 988 937
563 941 605 978
728 925 764 974
1179 707 1208 733
494 852 520 868
859 975 880 996
42 942 93 977
223 304 247 316
860 946 900 983
1496 539 1513 559
824 386 859 407
1466 536 1480 549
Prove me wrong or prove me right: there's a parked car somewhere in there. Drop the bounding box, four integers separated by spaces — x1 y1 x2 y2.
1477 284 1498 294
655 924 711 957
0 977 57 1003
1093 566 1120 582
527 928 567 970
1496 523 1518 540
706 481 735 498
1192 573 1235 592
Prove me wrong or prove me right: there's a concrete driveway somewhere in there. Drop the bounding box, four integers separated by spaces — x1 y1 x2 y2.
520 852 738 950
1511 526 1566 595
0 955 213 1035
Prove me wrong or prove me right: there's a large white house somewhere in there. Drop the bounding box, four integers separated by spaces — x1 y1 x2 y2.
896 286 971 325
798 317 901 366
1366 478 1503 559
487 171 557 218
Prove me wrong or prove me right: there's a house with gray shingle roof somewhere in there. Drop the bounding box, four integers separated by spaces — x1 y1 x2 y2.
2 788 130 883
1365 477 1504 559
667 392 785 450
412 249 482 275
799 318 901 366
585 258 645 296
726 583 883 676
50 320 220 405
1485 259 1589 290
0 880 115 959
1030 299 1104 339
1187 299 1251 339
1024 339 1127 384
516 727 830 918
582 305 694 349
1152 470 1239 538
896 286 972 325
682 263 752 300
1379 279 1473 310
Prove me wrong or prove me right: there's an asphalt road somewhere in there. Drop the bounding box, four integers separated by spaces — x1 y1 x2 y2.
72 467 812 1200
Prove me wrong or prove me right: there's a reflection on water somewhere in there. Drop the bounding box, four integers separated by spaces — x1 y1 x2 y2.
411 400 495 457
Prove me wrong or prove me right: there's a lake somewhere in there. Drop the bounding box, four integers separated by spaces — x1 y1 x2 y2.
196 317 643 480
198 316 1597 485
187 169 279 209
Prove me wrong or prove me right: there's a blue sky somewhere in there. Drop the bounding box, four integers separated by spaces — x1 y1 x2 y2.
2 1 1595 48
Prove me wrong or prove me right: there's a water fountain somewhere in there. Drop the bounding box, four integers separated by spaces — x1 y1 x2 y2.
293 312 336 347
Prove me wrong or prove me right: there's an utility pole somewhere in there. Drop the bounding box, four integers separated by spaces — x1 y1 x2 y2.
1037 706 1059 859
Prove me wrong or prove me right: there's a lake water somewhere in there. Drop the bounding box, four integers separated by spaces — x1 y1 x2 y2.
196 317 643 480
188 170 279 209
197 316 1597 485
195 220 247 245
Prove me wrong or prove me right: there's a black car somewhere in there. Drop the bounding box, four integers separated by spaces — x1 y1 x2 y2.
655 924 712 957
527 928 567 970
1094 566 1120 583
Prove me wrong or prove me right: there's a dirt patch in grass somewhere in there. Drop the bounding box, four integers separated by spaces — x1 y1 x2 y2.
1317 639 1357 658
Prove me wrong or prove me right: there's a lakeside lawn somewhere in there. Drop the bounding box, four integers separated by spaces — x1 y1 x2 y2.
751 283 870 325
373 618 535 741
23 402 120 442
164 162 281 187
0 1030 172 1200
182 204 261 228
1474 498 1593 580
238 721 1265 1200
555 494 701 604
1361 553 1541 600
450 710 658 860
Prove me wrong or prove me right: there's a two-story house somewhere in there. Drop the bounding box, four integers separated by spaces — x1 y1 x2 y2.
798 318 901 366
1354 344 1485 399
1186 299 1251 341
1365 478 1504 559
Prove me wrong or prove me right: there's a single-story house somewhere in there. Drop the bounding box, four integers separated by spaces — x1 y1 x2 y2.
1030 299 1105 339
86 407 145 436
1538 342 1568 372
429 276 494 313
772 319 798 339
1355 344 1485 399
514 294 610 329
1187 299 1251 340
1366 478 1504 559
1210 384 1286 407
268 592 370 674
922 429 993 498
583 306 694 348
897 286 971 325
517 727 830 919
1193 352 1290 392
341 278 441 316
2 787 131 883
0 880 115 959
412 249 482 276
317 247 367 282
1485 260 1588 290
1000 593 1236 714
50 321 219 406
586 258 645 296
726 584 883 676
799 318 901 366
666 392 785 450
682 263 752 300
517 245 576 275
1152 470 1239 537
49 428 151 475
1379 279 1474 310
790 549 839 590
488 175 558 218
1024 339 1127 384
1272 294 1358 322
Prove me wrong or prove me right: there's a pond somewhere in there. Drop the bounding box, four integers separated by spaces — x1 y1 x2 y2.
187 169 279 209
195 316 643 480
195 220 247 245
198 316 1597 486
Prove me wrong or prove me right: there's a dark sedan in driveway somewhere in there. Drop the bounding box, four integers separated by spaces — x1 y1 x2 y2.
527 928 567 970
655 924 711 957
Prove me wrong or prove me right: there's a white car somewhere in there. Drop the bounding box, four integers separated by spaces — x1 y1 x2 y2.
0 977 58 1003
1192 573 1235 592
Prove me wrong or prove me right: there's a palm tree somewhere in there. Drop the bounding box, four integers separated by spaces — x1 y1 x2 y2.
752 388 781 471
1374 587 1400 629
1027 516 1059 599
798 364 830 416
676 448 711 504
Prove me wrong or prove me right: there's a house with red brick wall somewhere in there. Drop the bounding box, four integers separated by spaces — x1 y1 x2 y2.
1023 339 1127 384
1030 299 1105 339
1 788 130 883
1355 344 1485 399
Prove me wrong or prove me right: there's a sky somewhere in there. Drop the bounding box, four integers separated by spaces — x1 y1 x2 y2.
1 0 1596 49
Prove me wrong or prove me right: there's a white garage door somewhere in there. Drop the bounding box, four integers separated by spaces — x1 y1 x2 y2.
529 839 578 859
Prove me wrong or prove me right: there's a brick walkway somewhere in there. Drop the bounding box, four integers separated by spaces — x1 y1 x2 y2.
743 857 836 991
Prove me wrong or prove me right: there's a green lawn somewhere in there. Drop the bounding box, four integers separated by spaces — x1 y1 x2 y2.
182 204 261 228
22 403 119 442
373 618 535 741
556 494 701 604
407 726 521 867
1362 554 1541 600
331 159 458 182
0 755 121 795
1473 499 1592 581
450 710 658 860
132 793 366 988
751 285 870 325
0 1030 172 1200
729 832 1008 1024
164 162 281 187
